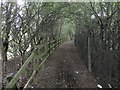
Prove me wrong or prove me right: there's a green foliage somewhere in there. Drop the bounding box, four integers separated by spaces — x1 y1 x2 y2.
1 1 120 88
61 18 75 39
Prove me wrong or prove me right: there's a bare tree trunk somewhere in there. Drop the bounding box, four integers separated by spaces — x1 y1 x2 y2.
19 51 25 87
2 40 9 78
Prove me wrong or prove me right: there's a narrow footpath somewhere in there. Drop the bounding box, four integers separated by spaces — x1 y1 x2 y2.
31 40 97 88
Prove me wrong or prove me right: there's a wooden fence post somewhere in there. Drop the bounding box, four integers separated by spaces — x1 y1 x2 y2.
88 36 92 72
0 39 2 90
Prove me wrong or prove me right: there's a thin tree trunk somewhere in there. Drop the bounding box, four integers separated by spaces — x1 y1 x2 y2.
2 40 9 78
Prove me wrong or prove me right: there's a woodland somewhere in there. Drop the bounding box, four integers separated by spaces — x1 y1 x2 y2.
0 1 120 89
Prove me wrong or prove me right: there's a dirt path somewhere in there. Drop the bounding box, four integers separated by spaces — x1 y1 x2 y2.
31 40 97 88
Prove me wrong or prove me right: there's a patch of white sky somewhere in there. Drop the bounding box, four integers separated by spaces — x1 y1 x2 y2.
0 0 24 5
0 0 5 3
91 12 107 19
17 0 24 6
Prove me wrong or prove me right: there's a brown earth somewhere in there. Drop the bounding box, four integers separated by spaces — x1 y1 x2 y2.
30 40 98 88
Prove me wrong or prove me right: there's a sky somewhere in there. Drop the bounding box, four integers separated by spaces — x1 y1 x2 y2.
0 0 119 2
0 0 24 5
17 0 24 5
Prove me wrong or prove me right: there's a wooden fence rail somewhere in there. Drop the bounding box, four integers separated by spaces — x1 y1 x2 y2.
6 38 63 89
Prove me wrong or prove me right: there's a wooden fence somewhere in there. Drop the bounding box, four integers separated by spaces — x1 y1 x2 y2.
6 38 63 89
